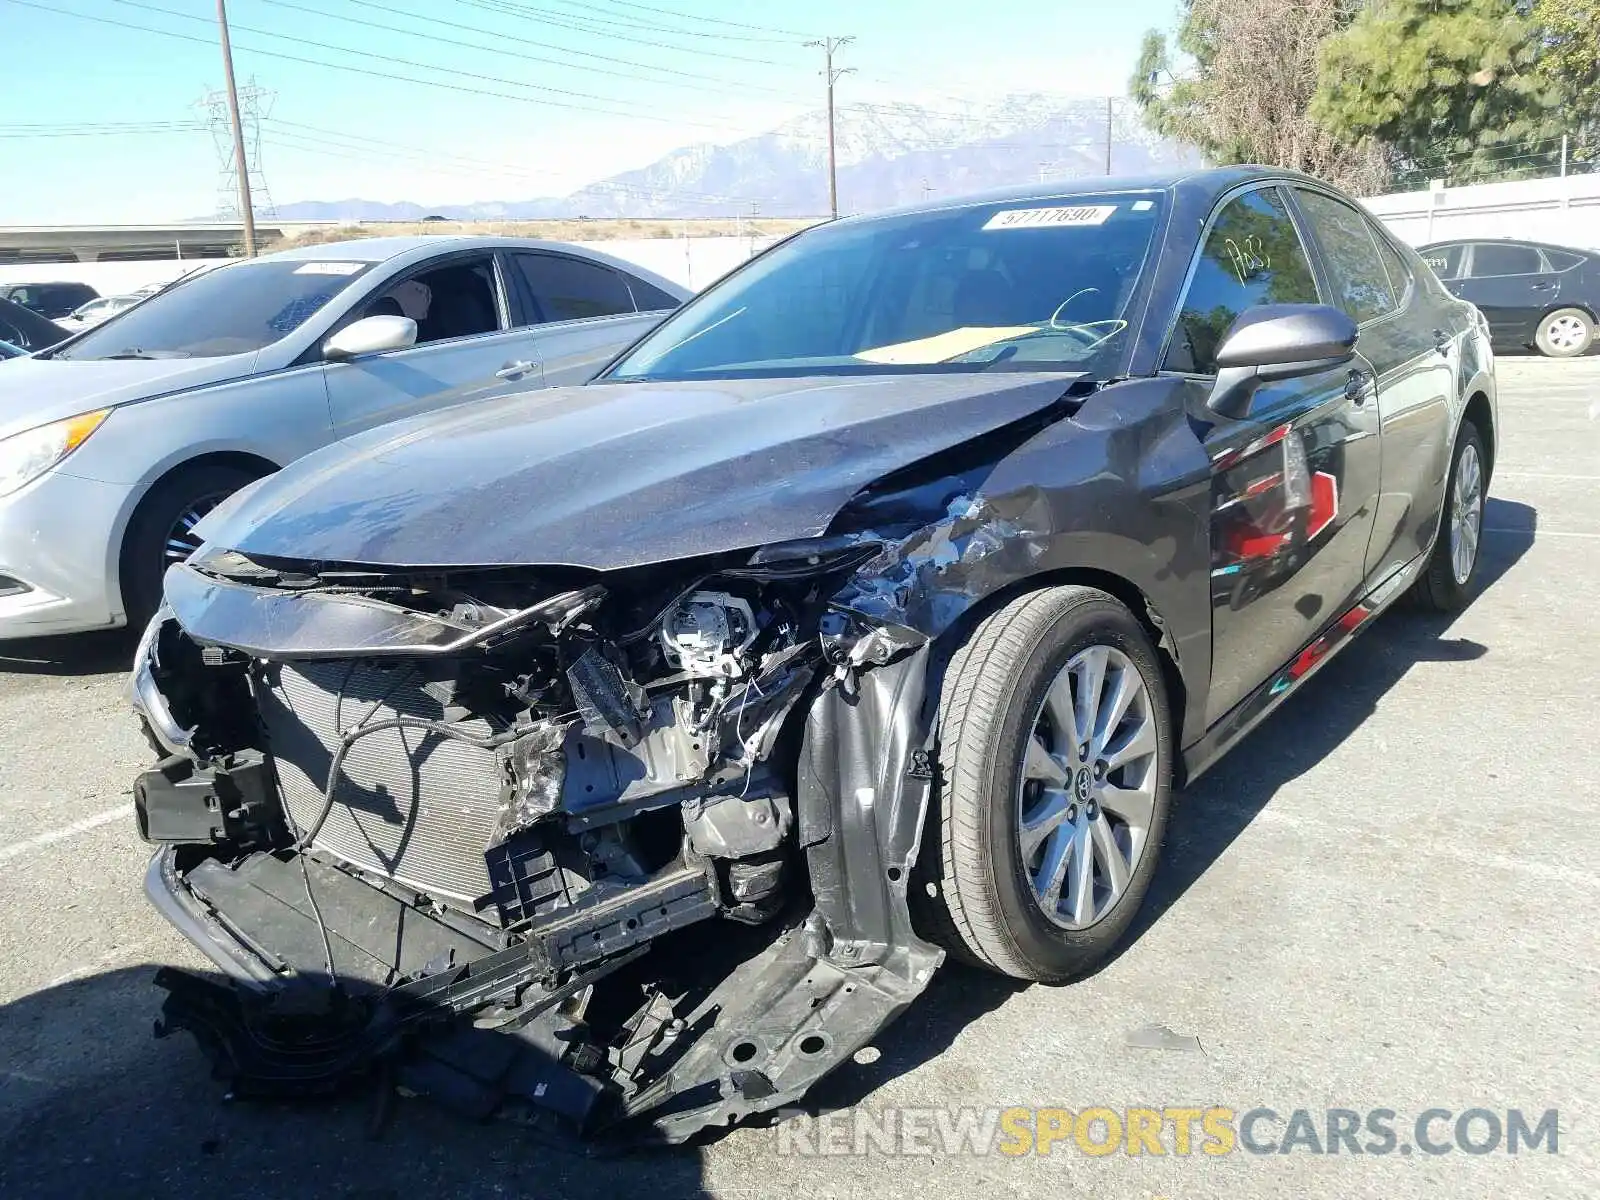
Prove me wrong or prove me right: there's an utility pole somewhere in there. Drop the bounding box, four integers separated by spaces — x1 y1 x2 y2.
1105 96 1114 175
806 35 854 220
1560 133 1569 178
215 0 256 256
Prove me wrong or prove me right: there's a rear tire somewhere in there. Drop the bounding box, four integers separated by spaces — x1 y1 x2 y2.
921 586 1173 983
120 463 264 629
1534 308 1593 358
1409 423 1487 613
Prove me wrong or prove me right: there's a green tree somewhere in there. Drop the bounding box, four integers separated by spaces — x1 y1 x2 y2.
1131 0 1389 193
1314 0 1562 186
1534 0 1600 162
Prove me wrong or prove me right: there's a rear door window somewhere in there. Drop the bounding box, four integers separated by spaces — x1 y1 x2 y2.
1542 248 1586 272
1469 243 1543 278
1165 187 1320 375
513 253 636 324
1292 188 1396 324
1420 245 1464 279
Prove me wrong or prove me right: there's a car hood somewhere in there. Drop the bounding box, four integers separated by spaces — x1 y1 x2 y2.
196 372 1084 571
0 354 256 440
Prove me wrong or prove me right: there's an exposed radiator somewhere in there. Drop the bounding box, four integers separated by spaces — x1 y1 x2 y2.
255 660 508 908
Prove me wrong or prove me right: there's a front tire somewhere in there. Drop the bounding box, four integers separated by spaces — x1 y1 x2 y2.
1534 308 1593 358
120 463 264 629
922 586 1173 983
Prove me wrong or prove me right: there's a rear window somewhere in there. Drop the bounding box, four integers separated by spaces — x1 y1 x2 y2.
1543 248 1586 271
52 260 374 360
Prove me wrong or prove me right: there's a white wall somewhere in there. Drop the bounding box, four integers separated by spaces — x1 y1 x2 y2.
1362 174 1600 251
13 176 1596 302
0 234 778 297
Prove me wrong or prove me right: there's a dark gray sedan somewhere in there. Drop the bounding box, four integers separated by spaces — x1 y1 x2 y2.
1420 237 1600 356
131 167 1496 1145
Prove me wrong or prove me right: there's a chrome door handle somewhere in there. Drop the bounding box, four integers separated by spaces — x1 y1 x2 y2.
495 360 535 380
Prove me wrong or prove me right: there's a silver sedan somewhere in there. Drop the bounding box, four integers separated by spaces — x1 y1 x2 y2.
0 235 687 639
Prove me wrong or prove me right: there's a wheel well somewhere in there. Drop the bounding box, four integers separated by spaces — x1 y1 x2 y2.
930 567 1189 756
1543 302 1597 323
1462 391 1495 479
117 451 279 608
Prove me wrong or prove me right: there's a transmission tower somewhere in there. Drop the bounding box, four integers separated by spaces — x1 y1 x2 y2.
198 79 276 221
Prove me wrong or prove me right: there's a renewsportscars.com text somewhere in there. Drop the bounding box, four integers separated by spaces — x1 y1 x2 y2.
773 1106 1560 1158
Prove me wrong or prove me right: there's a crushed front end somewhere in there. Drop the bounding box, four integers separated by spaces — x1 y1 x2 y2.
131 540 945 1143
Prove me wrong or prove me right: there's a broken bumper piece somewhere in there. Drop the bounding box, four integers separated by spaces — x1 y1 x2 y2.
148 840 938 1144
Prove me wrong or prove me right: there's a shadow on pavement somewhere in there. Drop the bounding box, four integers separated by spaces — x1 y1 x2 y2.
0 628 136 677
825 497 1537 1088
0 965 712 1200
1125 495 1536 949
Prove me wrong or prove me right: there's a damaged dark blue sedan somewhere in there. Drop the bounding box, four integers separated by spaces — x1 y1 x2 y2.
129 167 1497 1144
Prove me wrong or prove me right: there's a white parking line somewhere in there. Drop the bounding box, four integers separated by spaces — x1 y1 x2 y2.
0 804 130 866
1485 527 1600 538
1495 472 1600 481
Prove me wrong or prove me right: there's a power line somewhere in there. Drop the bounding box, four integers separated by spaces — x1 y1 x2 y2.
457 0 807 70
531 0 803 45
0 121 207 136
6 0 778 135
109 0 700 113
259 0 813 103
555 0 815 39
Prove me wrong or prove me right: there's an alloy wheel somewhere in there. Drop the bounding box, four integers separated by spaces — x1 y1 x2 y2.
1016 644 1160 930
163 491 230 569
1448 443 1483 586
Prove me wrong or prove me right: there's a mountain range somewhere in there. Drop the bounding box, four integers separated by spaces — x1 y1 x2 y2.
271 94 1197 221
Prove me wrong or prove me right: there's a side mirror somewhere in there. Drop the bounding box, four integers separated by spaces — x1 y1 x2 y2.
323 315 417 361
1207 304 1357 419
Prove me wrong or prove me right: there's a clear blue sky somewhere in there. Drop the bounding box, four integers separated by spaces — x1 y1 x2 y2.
0 0 1177 222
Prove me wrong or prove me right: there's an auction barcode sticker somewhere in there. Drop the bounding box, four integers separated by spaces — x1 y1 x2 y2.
982 205 1117 231
294 261 366 275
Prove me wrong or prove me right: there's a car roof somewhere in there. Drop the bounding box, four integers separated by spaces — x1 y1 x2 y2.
256 235 641 264
833 165 1316 226
1418 236 1592 255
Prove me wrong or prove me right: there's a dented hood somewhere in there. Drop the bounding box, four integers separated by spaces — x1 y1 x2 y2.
196 372 1081 570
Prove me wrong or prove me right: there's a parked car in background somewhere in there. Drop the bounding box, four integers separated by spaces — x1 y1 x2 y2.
0 295 69 352
1419 237 1599 357
132 168 1497 1144
0 280 99 320
59 293 142 330
0 235 687 639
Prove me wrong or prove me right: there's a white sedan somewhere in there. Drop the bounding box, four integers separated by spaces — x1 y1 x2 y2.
0 235 687 638
59 293 143 330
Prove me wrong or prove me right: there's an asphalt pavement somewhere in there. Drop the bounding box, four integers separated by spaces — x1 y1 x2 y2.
1 356 1595 1199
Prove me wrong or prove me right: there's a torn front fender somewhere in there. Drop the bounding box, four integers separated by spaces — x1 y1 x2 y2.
604 645 946 1143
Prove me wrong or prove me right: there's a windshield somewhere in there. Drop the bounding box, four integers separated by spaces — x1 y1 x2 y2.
53 259 374 360
607 192 1165 382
